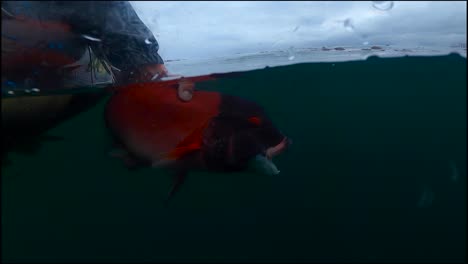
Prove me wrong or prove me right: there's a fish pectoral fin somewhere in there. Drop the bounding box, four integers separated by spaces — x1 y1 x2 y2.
158 121 208 162
152 144 201 169
151 158 176 168
167 143 201 159
164 170 188 205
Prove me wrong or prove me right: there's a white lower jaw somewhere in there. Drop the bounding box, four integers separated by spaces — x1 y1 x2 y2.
251 154 280 176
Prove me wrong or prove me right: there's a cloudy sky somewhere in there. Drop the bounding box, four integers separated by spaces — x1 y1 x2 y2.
130 1 467 60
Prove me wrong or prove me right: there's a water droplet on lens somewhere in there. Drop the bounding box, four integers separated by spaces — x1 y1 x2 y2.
145 38 153 44
343 18 355 32
287 46 295 61
372 1 394 11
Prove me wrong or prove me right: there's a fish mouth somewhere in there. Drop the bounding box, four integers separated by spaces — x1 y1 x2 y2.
265 136 291 160
250 136 290 176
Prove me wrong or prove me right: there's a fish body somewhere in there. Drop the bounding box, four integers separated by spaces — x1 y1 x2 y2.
105 78 291 200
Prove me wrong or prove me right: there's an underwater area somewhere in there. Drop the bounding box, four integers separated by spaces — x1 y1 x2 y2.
2 53 466 262
2 0 467 262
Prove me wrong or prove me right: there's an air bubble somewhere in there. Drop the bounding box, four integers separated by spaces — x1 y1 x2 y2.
145 38 154 44
372 1 394 11
31 88 40 93
7 90 14 95
363 41 369 45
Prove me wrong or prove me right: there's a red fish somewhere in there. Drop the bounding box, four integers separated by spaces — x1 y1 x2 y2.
105 76 291 202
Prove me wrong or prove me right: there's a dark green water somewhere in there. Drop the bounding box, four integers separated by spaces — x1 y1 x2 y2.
2 54 466 263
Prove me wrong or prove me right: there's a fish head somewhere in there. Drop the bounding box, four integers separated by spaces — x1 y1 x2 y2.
203 96 291 174
250 114 291 159
240 113 291 176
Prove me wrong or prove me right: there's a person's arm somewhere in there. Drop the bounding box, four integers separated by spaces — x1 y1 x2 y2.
98 2 164 73
65 1 168 83
65 1 192 100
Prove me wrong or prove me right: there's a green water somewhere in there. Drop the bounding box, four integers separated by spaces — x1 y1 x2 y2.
2 54 466 262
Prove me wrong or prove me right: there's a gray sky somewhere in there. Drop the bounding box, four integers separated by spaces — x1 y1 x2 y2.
130 1 467 60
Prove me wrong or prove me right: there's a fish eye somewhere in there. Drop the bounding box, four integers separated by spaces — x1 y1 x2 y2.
247 116 262 126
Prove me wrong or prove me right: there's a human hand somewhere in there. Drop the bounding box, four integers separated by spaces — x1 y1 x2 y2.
132 64 194 102
135 63 169 82
177 78 194 102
